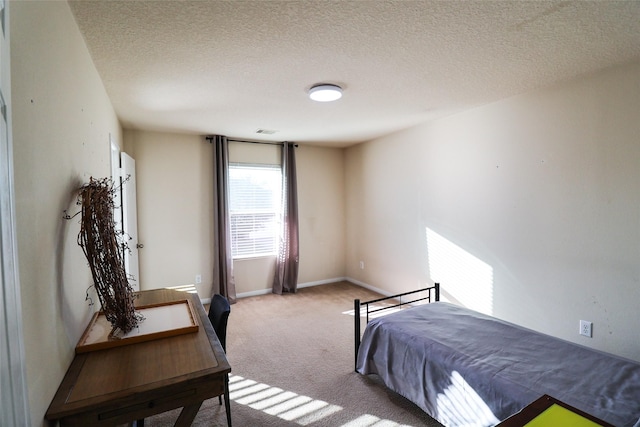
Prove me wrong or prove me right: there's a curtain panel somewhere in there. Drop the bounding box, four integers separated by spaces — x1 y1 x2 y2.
210 135 237 303
273 142 299 294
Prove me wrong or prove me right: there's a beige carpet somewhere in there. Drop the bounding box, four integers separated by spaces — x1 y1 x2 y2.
143 281 444 426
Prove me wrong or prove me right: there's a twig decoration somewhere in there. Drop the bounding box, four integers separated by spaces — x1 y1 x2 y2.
76 177 139 335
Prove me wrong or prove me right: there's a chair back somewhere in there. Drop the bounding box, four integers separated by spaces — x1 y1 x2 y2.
208 294 231 351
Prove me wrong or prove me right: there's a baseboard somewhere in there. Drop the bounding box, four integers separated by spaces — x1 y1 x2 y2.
299 277 348 288
344 277 396 298
201 277 385 303
235 277 348 299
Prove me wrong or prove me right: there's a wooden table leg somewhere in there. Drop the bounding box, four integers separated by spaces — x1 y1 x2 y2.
174 402 203 427
224 374 232 427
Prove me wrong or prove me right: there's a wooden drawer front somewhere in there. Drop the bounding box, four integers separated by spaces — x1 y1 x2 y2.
59 380 225 426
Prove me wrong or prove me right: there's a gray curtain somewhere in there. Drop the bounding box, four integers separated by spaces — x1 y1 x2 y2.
210 135 236 303
273 142 299 294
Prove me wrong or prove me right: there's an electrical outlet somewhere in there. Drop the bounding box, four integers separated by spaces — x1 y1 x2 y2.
359 261 365 270
195 274 202 284
579 320 592 338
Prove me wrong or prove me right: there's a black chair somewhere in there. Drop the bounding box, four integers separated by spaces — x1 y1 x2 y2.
208 294 231 427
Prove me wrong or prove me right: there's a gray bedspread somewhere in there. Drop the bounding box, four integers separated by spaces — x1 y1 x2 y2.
356 302 640 427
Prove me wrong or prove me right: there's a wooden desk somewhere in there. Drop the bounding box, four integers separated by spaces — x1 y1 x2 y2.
45 289 231 426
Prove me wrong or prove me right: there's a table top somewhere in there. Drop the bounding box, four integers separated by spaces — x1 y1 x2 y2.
45 289 231 423
496 395 614 427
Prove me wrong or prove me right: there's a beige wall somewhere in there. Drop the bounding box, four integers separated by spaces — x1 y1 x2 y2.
296 144 346 285
11 2 122 424
346 62 640 362
123 130 215 297
126 134 346 297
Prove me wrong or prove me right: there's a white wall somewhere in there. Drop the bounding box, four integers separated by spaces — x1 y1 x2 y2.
346 62 640 362
11 1 122 424
126 132 346 297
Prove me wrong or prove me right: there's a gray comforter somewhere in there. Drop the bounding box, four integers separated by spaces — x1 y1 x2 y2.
356 302 640 427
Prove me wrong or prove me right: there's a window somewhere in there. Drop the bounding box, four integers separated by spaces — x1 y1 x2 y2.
229 163 282 258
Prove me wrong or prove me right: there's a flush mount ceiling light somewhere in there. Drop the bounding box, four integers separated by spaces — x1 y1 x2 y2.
308 84 343 102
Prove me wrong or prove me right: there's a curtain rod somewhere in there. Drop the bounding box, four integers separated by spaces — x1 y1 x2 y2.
206 136 298 147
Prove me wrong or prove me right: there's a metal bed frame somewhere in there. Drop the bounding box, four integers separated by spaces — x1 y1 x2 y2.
354 283 440 371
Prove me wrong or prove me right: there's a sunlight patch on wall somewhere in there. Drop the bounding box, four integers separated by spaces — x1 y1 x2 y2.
426 228 494 315
228 374 418 426
436 371 499 427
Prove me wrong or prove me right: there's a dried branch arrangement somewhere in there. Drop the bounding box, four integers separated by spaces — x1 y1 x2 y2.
76 177 139 335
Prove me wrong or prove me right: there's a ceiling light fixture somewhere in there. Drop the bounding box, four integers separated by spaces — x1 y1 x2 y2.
308 84 343 102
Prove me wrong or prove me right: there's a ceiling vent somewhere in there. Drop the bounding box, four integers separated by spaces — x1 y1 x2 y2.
256 129 277 135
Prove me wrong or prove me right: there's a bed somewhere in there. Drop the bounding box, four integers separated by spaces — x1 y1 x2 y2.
354 284 640 427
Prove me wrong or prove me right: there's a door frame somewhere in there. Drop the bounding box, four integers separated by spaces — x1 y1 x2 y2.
110 139 140 291
0 1 31 425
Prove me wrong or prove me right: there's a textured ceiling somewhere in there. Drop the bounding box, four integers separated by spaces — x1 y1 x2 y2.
69 0 640 147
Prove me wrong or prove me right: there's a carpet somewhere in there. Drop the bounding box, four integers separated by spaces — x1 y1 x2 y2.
142 281 444 426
